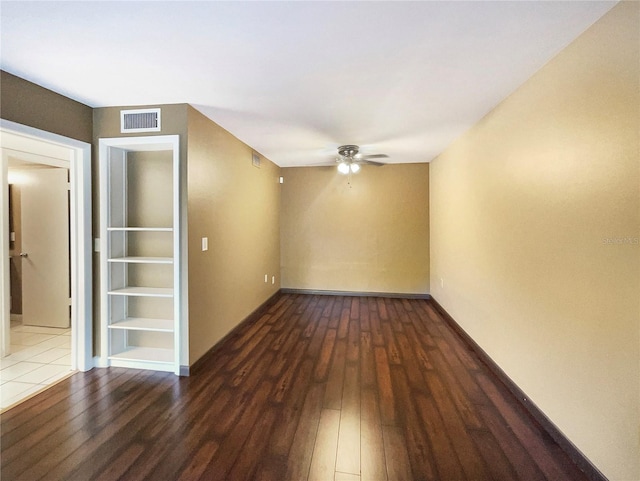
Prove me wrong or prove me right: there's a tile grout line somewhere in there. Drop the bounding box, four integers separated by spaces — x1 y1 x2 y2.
1 324 73 409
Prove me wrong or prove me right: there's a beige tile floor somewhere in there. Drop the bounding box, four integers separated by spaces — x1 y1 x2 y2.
1 323 73 410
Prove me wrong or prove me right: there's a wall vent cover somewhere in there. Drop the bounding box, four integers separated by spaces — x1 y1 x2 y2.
120 108 161 133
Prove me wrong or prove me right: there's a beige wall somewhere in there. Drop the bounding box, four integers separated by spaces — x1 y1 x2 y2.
187 106 280 363
1 70 93 143
281 164 429 294
429 3 640 480
90 103 282 365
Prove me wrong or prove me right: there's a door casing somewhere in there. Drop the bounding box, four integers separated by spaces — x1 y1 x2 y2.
1 119 92 371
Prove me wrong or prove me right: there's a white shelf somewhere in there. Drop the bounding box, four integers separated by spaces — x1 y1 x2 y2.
107 227 173 232
109 347 174 364
109 317 174 332
108 256 173 264
108 287 173 297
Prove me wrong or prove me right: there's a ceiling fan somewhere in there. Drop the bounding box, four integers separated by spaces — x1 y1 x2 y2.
334 145 389 174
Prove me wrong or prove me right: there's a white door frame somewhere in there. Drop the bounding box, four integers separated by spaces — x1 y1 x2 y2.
1 119 93 371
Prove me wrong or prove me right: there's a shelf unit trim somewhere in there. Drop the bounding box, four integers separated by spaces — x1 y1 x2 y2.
109 346 174 364
107 227 173 232
108 256 173 264
109 317 174 332
108 287 174 297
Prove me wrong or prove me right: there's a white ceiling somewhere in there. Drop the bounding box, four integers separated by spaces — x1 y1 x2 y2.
1 1 616 167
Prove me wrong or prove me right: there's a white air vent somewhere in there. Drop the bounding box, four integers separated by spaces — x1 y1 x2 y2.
120 108 161 133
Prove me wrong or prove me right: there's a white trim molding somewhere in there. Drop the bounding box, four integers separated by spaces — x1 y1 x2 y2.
0 119 93 372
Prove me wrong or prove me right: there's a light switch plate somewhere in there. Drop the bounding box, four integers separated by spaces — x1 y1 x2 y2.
202 237 208 251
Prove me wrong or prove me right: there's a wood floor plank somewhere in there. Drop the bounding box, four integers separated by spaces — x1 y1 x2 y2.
360 331 376 388
359 297 371 331
382 425 413 481
423 371 492 480
231 334 274 387
269 359 314 456
346 320 360 362
376 298 389 320
335 363 360 475
270 327 302 377
373 346 396 425
386 298 404 333
285 382 325 481
273 341 308 403
476 372 586 480
307 409 340 481
395 331 428 392
225 324 271 371
13 372 175 481
361 389 388 481
253 455 287 481
197 380 274 480
174 440 220 481
477 403 547 481
429 347 487 407
270 317 299 352
307 317 329 360
314 328 337 382
321 295 335 318
226 405 278 480
407 308 437 349
403 323 434 372
1 367 135 452
1 369 153 476
369 308 385 347
413 392 467 481
328 296 344 328
471 428 521 481
337 307 351 339
324 340 347 410
350 297 360 319
231 312 272 350
94 442 146 481
302 307 322 338
389 366 438 481
381 322 402 365
1 293 590 481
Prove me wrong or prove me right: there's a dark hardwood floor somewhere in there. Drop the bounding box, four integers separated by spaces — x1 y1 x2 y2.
1 294 589 480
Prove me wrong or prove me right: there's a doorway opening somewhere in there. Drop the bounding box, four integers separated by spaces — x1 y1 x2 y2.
1 120 92 409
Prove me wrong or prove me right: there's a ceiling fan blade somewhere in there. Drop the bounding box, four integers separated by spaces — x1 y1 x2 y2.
361 160 386 166
362 154 389 159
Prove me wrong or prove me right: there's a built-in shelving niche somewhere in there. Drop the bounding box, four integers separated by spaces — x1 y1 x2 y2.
99 135 181 374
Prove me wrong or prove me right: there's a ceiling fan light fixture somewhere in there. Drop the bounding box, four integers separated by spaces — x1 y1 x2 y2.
337 162 350 174
350 163 360 173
